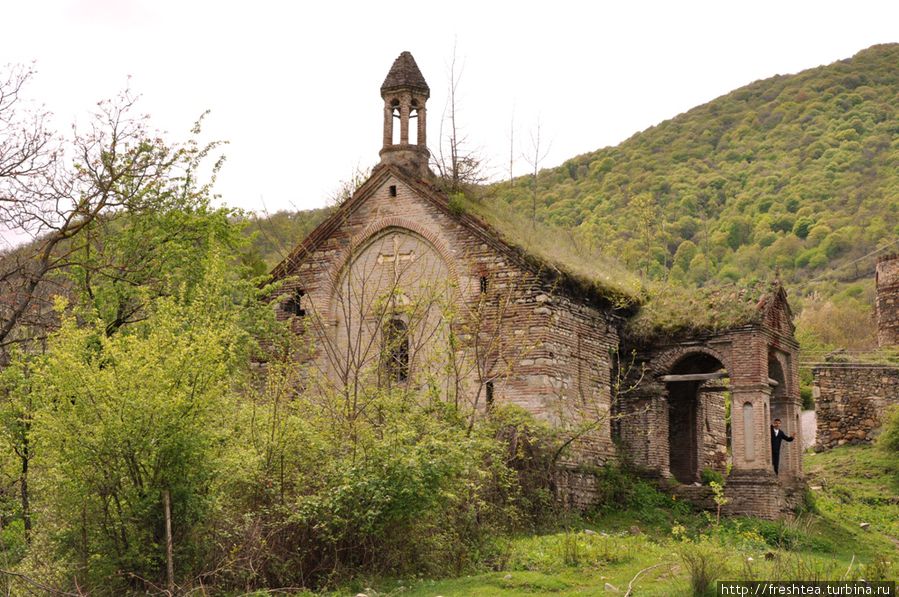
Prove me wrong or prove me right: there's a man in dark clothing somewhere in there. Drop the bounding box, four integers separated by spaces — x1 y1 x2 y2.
770 418 794 475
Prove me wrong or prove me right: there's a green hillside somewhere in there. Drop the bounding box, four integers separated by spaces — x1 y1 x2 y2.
494 43 897 284
488 43 898 350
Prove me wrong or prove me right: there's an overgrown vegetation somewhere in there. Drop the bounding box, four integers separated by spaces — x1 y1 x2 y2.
331 444 898 596
0 233 566 593
492 44 898 307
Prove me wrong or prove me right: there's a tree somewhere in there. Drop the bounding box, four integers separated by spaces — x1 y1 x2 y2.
25 257 258 592
432 42 485 192
0 66 233 355
523 118 551 228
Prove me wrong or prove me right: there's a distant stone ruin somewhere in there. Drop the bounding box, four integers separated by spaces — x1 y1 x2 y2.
876 253 899 348
813 253 899 450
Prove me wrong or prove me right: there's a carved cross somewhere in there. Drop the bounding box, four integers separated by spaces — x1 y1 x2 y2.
377 234 415 283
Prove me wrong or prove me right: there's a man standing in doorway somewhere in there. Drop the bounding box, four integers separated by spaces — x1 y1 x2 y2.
770 418 794 475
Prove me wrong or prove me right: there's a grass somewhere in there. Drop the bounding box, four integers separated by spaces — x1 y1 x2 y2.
314 443 899 596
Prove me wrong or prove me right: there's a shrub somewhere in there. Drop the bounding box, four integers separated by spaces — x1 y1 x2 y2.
679 540 725 596
700 468 725 486
448 192 467 216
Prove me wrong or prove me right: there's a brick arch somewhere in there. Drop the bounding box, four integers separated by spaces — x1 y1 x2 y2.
319 217 461 319
767 348 792 397
652 344 733 379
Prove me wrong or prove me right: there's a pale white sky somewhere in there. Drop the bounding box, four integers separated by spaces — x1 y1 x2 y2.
2 0 897 215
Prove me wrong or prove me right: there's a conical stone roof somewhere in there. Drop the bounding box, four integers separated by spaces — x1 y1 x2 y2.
381 51 430 96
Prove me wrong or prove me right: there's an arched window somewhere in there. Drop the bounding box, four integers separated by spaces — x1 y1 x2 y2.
385 317 409 382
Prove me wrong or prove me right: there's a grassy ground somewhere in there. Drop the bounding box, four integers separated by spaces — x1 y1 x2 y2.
321 444 898 596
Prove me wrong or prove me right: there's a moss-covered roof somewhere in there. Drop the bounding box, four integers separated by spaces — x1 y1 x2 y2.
626 279 779 342
270 166 786 335
446 192 644 309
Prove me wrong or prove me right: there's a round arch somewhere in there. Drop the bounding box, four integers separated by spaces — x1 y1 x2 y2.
658 347 732 485
653 344 733 380
318 217 461 320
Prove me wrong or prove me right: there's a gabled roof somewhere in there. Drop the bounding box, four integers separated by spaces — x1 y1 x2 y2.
756 281 796 336
269 164 640 311
381 51 430 97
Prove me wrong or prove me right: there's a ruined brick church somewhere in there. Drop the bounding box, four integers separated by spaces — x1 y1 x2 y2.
270 52 806 519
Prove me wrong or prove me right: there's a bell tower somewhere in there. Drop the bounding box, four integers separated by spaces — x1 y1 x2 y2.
379 51 430 176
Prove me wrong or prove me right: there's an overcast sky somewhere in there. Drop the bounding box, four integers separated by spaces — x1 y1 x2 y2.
3 0 897 215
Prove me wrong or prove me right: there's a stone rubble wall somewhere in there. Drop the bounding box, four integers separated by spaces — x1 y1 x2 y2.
812 364 899 450
876 254 899 348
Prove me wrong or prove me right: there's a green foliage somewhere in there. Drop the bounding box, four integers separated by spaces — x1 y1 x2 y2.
679 539 725 596
627 280 767 341
447 191 467 216
204 389 546 591
23 257 257 590
590 465 692 522
484 43 899 347
700 468 724 486
239 207 331 270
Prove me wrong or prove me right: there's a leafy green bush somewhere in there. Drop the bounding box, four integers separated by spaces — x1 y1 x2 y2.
700 468 725 486
590 465 692 522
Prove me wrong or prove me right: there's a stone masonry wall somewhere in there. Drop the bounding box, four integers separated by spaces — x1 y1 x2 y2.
876 254 899 348
698 383 728 475
813 365 899 449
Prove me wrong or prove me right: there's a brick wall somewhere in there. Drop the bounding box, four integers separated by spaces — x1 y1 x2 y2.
813 364 899 449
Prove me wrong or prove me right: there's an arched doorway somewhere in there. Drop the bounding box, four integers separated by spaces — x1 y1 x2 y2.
664 353 730 484
768 352 797 478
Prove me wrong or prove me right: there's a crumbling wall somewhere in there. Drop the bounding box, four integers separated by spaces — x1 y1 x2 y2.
813 364 899 449
876 254 899 348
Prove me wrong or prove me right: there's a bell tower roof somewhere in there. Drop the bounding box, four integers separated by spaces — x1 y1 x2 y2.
381 51 430 97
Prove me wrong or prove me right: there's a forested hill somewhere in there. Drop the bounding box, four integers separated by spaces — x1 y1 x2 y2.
492 43 898 298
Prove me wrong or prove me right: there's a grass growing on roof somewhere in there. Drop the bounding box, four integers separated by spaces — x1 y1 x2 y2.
627 279 773 342
450 192 644 307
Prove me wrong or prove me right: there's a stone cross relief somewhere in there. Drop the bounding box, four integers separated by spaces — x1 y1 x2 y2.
377 234 416 284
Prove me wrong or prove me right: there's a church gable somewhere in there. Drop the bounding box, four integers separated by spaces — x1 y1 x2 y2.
758 285 795 339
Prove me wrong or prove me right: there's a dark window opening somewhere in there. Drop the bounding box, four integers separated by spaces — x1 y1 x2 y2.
386 318 409 383
485 381 494 409
283 290 305 317
479 275 488 293
389 185 397 197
